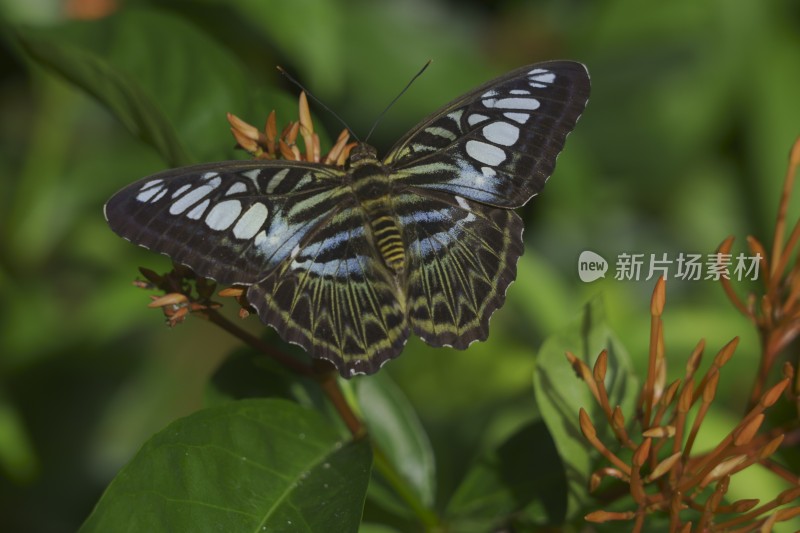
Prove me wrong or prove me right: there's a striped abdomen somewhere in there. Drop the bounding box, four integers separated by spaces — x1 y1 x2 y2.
350 158 406 274
367 205 405 273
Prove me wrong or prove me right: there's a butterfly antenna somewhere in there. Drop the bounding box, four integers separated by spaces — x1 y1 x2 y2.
276 66 360 142
364 60 432 143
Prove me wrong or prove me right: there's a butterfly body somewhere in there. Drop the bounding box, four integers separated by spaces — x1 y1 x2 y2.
106 61 590 377
347 145 408 274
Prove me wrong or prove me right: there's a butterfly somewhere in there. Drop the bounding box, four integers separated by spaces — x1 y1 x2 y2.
105 61 590 377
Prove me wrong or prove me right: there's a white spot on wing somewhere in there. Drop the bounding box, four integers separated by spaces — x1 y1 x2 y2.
446 110 464 123
226 182 247 196
205 199 242 231
466 140 506 166
504 112 529 124
467 114 489 126
202 172 220 180
528 70 555 84
290 245 300 259
482 122 519 146
169 180 219 215
483 97 540 111
232 203 269 239
171 184 191 198
186 198 210 220
511 89 530 95
151 189 168 202
242 169 261 187
481 166 497 178
136 185 164 203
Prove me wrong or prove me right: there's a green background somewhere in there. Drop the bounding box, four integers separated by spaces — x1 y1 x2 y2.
1 0 798 531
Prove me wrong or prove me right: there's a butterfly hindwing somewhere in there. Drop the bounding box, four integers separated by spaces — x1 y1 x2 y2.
246 205 410 375
105 161 347 285
396 191 524 348
386 60 590 208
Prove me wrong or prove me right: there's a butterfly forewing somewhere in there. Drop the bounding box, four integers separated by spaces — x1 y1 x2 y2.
105 161 347 285
386 61 590 208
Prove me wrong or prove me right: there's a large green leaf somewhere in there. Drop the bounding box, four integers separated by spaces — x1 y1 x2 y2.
16 26 187 167
13 7 295 166
195 0 346 96
207 347 352 437
532 297 637 520
445 420 567 531
354 373 436 516
80 399 372 532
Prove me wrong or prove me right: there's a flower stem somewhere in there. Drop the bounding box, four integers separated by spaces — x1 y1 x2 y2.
372 444 443 530
201 308 315 376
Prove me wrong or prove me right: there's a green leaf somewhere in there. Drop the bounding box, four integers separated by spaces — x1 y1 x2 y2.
210 0 346 96
445 420 567 531
532 297 637 519
206 347 353 437
353 373 436 515
358 524 402 533
15 21 189 166
81 399 372 533
13 7 295 166
0 397 39 483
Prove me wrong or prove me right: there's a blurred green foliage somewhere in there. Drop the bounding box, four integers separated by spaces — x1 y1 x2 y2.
1 0 799 531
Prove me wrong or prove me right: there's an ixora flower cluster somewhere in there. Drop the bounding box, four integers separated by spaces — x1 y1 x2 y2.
575 139 800 532
227 92 354 165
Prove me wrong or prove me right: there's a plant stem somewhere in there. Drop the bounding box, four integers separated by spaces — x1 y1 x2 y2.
320 377 442 528
201 308 315 376
372 444 443 530
316 372 364 437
